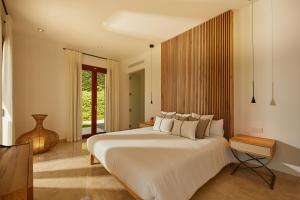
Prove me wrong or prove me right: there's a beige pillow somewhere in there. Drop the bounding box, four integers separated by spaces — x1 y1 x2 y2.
175 113 191 120
181 120 199 140
191 113 214 137
210 119 224 137
196 119 210 139
171 119 183 136
161 111 176 119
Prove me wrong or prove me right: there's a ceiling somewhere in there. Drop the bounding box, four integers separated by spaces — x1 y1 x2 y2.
6 0 249 60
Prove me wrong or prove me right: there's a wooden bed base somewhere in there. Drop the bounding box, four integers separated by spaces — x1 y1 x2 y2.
90 153 142 200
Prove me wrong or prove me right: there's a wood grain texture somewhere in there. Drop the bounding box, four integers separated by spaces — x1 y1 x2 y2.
0 144 33 200
230 135 276 149
161 11 234 139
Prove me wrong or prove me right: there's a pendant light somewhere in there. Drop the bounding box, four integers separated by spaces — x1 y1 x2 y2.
149 44 154 104
250 0 256 104
270 0 276 106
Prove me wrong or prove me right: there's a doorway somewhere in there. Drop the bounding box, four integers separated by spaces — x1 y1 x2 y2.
129 69 145 129
81 64 106 138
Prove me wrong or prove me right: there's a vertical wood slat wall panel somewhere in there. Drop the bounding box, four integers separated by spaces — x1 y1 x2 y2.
161 11 233 139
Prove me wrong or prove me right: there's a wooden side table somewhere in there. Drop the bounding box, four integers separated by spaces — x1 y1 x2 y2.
138 121 154 128
230 135 276 189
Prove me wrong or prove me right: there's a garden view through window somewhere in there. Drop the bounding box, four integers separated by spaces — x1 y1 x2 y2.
81 65 106 137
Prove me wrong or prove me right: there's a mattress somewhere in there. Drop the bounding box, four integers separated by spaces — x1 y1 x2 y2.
87 127 233 200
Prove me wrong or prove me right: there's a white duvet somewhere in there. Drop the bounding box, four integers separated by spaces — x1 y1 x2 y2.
87 127 233 200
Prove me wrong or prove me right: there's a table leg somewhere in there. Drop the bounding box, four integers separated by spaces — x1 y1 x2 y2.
231 149 276 189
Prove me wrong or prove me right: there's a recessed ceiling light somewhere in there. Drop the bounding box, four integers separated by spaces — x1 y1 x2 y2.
37 28 45 32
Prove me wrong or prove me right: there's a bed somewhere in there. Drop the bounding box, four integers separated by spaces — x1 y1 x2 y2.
87 127 233 200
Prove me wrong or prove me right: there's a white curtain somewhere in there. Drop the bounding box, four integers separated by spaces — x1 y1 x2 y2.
105 60 120 132
0 9 2 145
64 50 82 142
2 15 14 146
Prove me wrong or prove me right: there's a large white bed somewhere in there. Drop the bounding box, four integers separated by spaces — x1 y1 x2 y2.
87 127 233 200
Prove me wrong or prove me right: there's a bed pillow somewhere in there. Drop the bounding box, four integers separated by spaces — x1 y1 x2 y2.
161 111 176 119
180 120 199 140
171 119 183 136
189 118 210 139
191 113 214 137
210 119 224 137
175 113 191 120
153 116 174 132
160 118 174 132
153 116 163 131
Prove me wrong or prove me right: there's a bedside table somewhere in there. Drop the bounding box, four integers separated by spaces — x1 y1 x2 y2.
139 121 154 128
230 135 276 189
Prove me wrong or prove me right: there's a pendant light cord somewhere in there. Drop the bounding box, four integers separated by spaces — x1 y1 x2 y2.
271 0 274 98
250 0 256 103
150 45 154 104
251 0 255 96
270 0 276 106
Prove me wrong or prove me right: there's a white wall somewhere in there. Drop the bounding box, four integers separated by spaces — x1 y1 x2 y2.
14 33 66 140
13 33 108 140
234 0 300 176
119 46 161 130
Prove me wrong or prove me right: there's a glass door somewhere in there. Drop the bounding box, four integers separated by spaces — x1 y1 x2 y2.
96 72 106 133
82 65 107 138
82 70 93 136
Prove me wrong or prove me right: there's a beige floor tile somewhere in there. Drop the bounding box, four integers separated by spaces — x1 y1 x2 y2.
33 141 300 200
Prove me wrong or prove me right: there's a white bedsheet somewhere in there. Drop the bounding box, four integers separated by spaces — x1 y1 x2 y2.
87 127 233 200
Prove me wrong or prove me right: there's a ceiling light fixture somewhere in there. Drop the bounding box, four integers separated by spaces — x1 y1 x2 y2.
37 28 45 32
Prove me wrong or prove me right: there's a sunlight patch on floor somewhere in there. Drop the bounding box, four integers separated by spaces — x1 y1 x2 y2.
34 176 123 189
283 162 300 174
34 155 91 172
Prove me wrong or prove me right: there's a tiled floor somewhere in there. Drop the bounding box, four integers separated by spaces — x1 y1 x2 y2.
33 141 300 200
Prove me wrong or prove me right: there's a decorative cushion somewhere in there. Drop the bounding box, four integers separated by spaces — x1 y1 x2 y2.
153 116 174 132
161 111 176 119
191 113 214 137
153 116 163 131
171 119 184 136
196 119 210 139
160 118 174 132
210 119 224 137
180 120 199 140
175 113 191 120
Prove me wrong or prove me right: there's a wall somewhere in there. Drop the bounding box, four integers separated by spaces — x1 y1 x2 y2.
14 33 66 140
0 8 3 144
234 0 300 176
13 33 108 140
119 46 161 130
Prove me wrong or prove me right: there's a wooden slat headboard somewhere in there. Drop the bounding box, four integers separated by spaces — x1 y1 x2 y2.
161 11 233 139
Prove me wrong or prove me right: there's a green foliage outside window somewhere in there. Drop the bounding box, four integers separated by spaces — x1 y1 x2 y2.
82 71 106 122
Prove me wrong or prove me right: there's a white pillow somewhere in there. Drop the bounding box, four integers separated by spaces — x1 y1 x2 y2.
180 120 199 140
153 116 163 131
153 116 174 132
161 111 176 115
210 119 224 137
160 118 174 132
191 113 214 137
